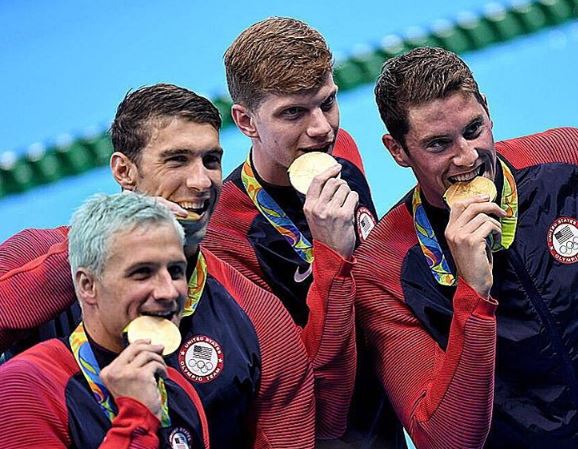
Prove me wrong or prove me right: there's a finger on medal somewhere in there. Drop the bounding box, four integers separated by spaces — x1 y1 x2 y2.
307 163 342 198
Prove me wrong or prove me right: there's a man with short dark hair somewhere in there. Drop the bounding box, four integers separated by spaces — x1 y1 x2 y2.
356 46 578 449
0 84 316 449
0 193 210 449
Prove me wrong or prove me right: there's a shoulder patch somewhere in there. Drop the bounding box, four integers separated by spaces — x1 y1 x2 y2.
177 335 224 383
547 216 578 264
356 206 376 242
169 427 193 449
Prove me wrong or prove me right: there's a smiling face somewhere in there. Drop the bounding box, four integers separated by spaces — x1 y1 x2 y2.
234 75 339 186
83 223 188 353
119 117 223 251
385 92 496 208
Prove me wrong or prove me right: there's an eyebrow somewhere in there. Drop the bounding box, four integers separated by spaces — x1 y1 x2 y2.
211 146 224 157
275 85 340 111
418 115 485 147
464 115 484 129
418 132 449 147
326 86 339 98
158 146 223 159
169 260 188 269
124 261 155 275
125 259 187 273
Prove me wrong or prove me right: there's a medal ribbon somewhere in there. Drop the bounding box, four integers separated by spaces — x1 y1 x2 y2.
413 158 518 286
70 322 171 427
241 153 313 264
182 250 207 317
497 159 518 249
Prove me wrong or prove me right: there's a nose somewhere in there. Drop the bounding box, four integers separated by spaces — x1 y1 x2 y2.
186 160 212 191
453 138 478 167
306 108 332 139
152 270 181 302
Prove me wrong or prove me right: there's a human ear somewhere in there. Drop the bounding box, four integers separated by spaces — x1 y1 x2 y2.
382 134 410 168
75 268 97 307
110 152 138 191
231 104 259 139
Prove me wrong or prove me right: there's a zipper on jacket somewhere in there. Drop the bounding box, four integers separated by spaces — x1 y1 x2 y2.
509 250 578 405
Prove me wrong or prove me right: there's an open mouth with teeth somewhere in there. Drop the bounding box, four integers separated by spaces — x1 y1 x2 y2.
448 165 486 184
178 200 210 221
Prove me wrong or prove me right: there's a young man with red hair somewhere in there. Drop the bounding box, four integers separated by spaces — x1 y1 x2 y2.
204 17 405 448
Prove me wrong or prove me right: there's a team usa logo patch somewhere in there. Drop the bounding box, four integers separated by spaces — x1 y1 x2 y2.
356 206 376 242
169 427 192 449
178 335 224 383
547 217 578 264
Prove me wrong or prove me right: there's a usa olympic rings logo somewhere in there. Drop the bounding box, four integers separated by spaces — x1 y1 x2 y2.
356 206 376 242
169 427 192 449
548 217 578 264
189 359 214 374
558 236 578 254
178 335 224 383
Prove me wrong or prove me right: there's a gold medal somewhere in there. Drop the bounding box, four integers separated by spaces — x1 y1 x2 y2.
444 176 497 207
125 316 181 356
288 152 339 195
179 210 202 222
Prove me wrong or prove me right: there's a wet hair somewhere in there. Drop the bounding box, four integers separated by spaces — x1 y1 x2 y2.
224 17 333 110
68 192 184 283
110 83 221 164
375 47 487 147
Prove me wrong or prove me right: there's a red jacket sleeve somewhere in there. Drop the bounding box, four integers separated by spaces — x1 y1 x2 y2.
0 353 71 448
496 127 578 168
105 368 212 449
354 205 497 449
203 128 371 438
203 249 316 449
0 227 76 352
205 186 356 439
0 341 166 449
300 242 356 439
100 397 161 449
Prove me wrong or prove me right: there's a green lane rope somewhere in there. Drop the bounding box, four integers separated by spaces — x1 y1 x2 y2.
1 0 576 198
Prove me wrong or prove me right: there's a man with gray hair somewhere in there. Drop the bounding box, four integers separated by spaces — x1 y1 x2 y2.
0 193 209 449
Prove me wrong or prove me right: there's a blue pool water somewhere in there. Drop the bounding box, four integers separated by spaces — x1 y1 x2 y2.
1 16 576 240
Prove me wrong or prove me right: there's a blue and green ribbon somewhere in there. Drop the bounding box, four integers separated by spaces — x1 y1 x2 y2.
413 158 518 286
